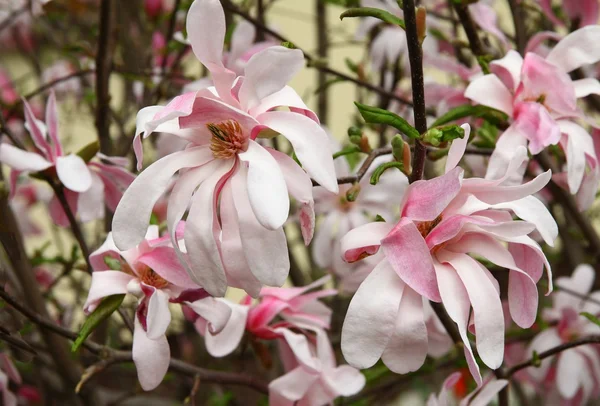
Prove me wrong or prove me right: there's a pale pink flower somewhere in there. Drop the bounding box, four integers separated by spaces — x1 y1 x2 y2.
340 124 556 385
269 327 365 406
355 0 406 74
188 276 336 358
312 147 408 289
469 1 509 48
537 0 599 28
114 0 337 298
84 225 231 390
526 264 600 404
0 353 21 406
427 372 508 406
9 182 49 236
465 27 600 207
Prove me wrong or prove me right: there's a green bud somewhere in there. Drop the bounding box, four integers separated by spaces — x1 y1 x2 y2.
422 125 465 147
391 135 405 162
346 183 361 202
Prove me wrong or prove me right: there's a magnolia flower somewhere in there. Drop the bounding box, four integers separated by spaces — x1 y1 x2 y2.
84 225 231 390
10 182 49 236
465 27 600 208
526 264 600 404
0 353 20 406
312 147 407 288
340 124 557 384
355 0 406 74
469 1 508 48
0 92 92 197
188 276 336 357
427 372 508 406
269 327 365 406
114 0 337 298
538 0 599 28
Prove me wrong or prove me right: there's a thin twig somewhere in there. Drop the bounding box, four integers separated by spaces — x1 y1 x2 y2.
0 286 270 394
160 0 182 76
312 146 392 186
506 335 600 377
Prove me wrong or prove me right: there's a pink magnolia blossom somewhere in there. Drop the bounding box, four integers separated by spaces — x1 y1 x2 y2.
427 372 508 406
269 327 365 405
187 276 336 358
84 225 231 391
469 1 509 48
465 27 600 207
340 124 557 385
312 145 407 289
355 0 406 74
538 0 599 28
0 353 20 406
526 264 600 404
113 0 337 298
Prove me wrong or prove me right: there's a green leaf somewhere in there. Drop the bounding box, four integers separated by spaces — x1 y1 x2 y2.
422 125 465 147
354 102 420 139
581 312 600 328
370 162 405 185
340 7 405 29
76 141 100 163
333 145 361 160
72 294 125 352
429 104 509 129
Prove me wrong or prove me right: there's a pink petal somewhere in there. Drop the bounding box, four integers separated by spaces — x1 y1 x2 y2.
0 144 52 172
513 102 562 154
184 160 233 296
22 98 52 160
250 86 319 123
341 260 404 369
113 147 213 250
490 50 524 92
77 172 105 222
464 74 514 116
185 0 236 101
434 260 482 385
340 221 393 262
55 155 92 193
179 95 259 133
268 148 315 244
132 316 170 391
573 78 600 98
401 166 463 222
83 271 134 313
269 366 318 403
137 246 194 288
228 20 256 68
559 120 594 194
464 379 509 406
204 301 249 357
219 181 262 297
557 350 586 399
278 328 320 371
484 125 528 182
381 218 441 302
231 166 290 288
258 111 338 193
186 297 232 334
89 232 122 271
238 139 289 230
323 365 365 397
238 46 305 111
445 124 470 173
45 91 62 158
439 251 504 369
546 26 600 73
145 288 172 340
381 287 428 373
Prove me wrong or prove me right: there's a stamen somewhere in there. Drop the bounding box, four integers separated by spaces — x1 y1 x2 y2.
207 120 248 159
137 264 169 289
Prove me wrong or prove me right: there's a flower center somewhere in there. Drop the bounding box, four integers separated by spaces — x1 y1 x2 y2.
416 215 443 239
136 264 169 289
207 120 248 159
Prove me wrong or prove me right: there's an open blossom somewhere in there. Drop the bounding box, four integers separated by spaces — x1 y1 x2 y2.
427 372 508 406
269 327 365 406
312 144 407 289
188 276 336 357
113 0 337 298
0 353 21 406
84 225 231 390
465 27 600 208
340 124 557 384
526 264 600 404
0 92 134 224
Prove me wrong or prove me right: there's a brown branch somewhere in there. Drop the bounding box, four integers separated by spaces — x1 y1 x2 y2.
95 0 118 155
0 6 27 34
451 2 487 67
506 335 600 377
508 0 527 55
0 286 269 394
403 0 427 183
315 0 329 123
160 0 182 75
